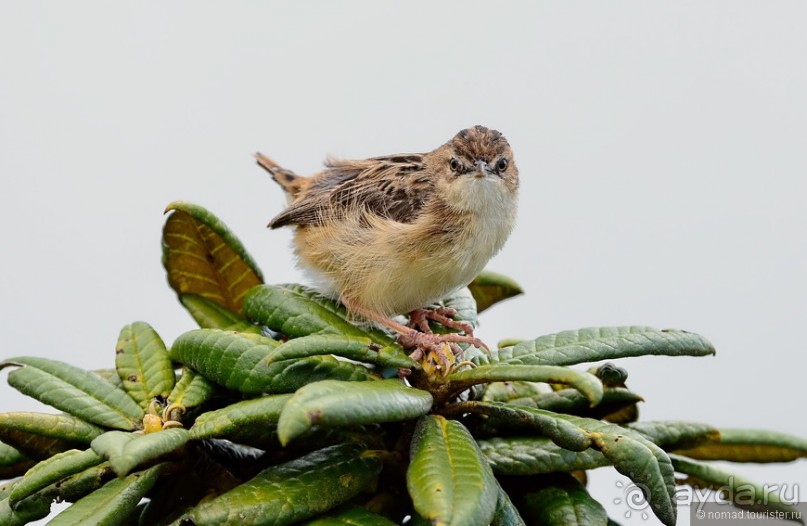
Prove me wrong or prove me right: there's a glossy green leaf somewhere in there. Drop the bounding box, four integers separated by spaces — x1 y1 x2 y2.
448 365 603 406
303 506 398 525
2 357 143 430
278 379 432 445
267 334 414 369
0 412 105 458
93 369 124 388
674 429 807 463
671 454 802 516
478 436 610 475
519 474 607 526
48 463 164 526
407 415 498 526
491 480 526 526
496 327 715 366
178 443 382 525
162 202 263 315
180 293 262 332
91 428 189 477
482 381 545 403
626 421 720 451
468 270 523 313
45 461 115 504
167 367 216 409
189 394 291 440
9 448 101 505
115 322 175 411
243 284 396 347
170 329 378 394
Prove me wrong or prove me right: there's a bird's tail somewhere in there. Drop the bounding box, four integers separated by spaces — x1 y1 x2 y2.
255 153 304 197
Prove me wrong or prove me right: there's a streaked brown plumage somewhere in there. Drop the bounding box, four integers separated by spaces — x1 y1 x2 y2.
257 126 518 362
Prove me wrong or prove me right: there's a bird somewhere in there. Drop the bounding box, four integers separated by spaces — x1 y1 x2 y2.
256 125 518 366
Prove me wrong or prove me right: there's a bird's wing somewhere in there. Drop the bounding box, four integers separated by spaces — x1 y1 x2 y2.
269 154 433 228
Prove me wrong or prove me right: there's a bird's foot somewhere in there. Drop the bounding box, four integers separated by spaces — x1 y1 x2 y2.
407 307 477 338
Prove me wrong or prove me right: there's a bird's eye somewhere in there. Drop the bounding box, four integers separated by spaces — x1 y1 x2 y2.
496 158 508 172
449 158 459 171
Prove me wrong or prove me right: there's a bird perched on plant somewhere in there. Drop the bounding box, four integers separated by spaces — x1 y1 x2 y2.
256 125 518 363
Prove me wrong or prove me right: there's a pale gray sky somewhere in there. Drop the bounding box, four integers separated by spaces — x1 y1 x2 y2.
1 2 805 524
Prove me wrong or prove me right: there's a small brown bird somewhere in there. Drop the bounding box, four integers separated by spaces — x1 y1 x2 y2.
256 125 518 361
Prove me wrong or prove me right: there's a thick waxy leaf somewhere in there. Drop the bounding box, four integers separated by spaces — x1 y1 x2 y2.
478 436 610 475
407 416 498 526
180 293 262 332
268 334 414 369
48 463 164 526
626 421 720 451
9 448 101 505
167 367 216 409
443 402 592 452
303 506 398 525
178 443 382 526
91 429 189 477
491 480 526 526
279 283 396 344
468 270 523 313
115 322 175 411
278 379 432 445
170 329 378 394
448 365 603 406
2 357 143 430
519 474 607 526
0 491 52 526
496 327 715 366
482 381 545 403
243 284 397 347
189 394 291 440
0 412 105 457
510 387 644 420
674 428 807 463
93 369 123 388
0 441 33 479
671 454 802 516
162 202 263 316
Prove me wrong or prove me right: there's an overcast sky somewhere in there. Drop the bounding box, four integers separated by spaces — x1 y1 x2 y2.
1 3 805 524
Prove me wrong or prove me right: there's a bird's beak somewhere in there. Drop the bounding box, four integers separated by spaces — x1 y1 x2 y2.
475 160 492 178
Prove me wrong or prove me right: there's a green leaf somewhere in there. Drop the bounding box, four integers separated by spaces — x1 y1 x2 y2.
0 441 33 479
48 463 164 526
170 329 378 394
167 367 216 409
303 506 398 525
519 473 607 526
0 491 52 526
674 428 807 463
9 448 101 505
115 322 175 411
407 416 498 526
497 327 715 366
2 357 144 430
482 381 545 403
278 379 432 445
93 369 124 388
448 365 603 407
510 387 644 420
0 412 105 458
671 454 802 516
180 293 262 333
162 202 264 316
189 394 291 440
91 429 189 477
468 270 523 313
491 480 526 526
243 284 396 347
177 443 382 526
626 421 720 451
478 436 610 475
267 334 414 369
